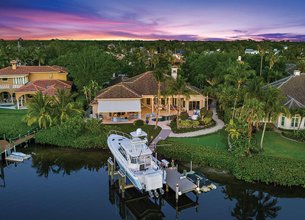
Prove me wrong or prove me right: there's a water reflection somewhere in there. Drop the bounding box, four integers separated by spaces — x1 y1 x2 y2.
0 146 304 220
28 147 110 177
109 181 165 219
0 166 5 188
223 185 281 220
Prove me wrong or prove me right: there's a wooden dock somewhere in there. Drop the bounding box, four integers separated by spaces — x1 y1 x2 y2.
165 167 198 194
0 131 36 161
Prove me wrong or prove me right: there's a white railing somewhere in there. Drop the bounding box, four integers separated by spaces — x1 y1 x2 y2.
0 84 24 89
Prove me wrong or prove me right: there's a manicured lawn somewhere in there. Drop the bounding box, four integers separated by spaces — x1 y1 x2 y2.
0 109 31 138
170 129 305 160
257 131 305 161
168 129 227 149
105 124 161 142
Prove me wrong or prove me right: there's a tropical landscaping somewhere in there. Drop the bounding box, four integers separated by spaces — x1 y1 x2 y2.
0 39 305 188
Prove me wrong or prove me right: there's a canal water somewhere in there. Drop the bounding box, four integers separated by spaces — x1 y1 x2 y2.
0 146 304 220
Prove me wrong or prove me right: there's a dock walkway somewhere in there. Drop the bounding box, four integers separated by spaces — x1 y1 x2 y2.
165 167 197 194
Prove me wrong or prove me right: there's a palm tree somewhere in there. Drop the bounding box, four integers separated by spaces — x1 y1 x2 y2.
260 87 285 150
153 68 166 129
24 91 54 129
168 76 190 129
257 44 268 77
82 80 100 105
225 62 255 119
236 98 265 145
54 89 83 124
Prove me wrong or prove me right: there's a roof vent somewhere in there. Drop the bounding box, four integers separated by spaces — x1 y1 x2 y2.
293 70 301 76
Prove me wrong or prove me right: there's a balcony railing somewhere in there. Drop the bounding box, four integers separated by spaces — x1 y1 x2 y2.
0 84 23 89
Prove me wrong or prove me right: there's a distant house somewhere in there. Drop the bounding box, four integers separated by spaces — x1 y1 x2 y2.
245 49 259 55
0 60 70 109
91 67 207 123
270 70 305 130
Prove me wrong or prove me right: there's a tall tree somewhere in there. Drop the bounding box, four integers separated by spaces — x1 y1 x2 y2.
54 89 83 124
24 92 54 129
260 86 285 150
225 61 255 119
153 68 166 129
168 76 190 129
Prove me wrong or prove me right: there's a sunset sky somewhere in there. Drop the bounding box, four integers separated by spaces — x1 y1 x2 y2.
1 0 305 41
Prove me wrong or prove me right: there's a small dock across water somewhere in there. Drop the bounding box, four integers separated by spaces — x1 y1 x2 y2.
0 129 37 162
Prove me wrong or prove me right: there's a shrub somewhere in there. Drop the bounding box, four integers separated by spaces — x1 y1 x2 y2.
133 119 144 126
193 120 200 128
200 108 208 118
202 117 212 125
180 111 189 120
179 120 192 128
157 141 305 188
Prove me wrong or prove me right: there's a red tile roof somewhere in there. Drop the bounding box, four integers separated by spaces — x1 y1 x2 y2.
15 80 72 96
0 65 67 76
95 71 202 99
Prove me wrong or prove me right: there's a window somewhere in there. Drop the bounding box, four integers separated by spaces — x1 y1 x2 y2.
189 101 200 110
146 98 150 105
281 115 285 126
2 78 7 82
130 157 138 164
291 116 299 128
118 147 127 161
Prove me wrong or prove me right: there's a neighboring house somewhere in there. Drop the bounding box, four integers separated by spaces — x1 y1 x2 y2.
0 60 69 108
245 49 259 55
91 67 207 123
270 70 305 130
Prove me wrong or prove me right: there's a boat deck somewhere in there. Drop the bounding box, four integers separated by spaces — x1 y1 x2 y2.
165 167 197 194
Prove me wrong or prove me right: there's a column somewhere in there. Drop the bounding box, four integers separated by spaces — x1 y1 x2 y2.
151 97 154 115
186 100 190 112
17 99 19 109
168 97 171 115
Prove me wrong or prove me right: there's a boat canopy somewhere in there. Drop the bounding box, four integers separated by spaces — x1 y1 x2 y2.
130 128 147 138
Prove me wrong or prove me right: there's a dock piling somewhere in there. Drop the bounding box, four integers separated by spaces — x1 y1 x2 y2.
175 183 179 204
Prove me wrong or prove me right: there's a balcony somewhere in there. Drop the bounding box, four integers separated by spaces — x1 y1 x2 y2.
0 84 23 90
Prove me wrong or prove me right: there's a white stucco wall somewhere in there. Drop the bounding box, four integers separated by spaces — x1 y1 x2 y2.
276 113 305 130
98 99 141 113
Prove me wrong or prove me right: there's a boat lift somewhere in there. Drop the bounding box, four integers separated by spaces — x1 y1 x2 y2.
107 156 215 204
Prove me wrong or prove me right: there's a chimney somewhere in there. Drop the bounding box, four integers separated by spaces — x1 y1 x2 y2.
171 66 178 80
10 60 17 70
293 70 301 76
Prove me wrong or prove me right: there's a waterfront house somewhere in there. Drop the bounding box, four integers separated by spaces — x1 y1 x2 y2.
91 67 207 123
0 60 70 108
244 49 259 55
270 70 305 130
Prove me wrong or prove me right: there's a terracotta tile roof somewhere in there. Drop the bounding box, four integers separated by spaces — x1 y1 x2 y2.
15 80 72 96
95 71 202 99
271 73 305 109
0 65 67 76
96 83 141 99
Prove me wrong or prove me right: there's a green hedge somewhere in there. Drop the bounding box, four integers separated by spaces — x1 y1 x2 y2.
282 130 305 142
157 141 305 187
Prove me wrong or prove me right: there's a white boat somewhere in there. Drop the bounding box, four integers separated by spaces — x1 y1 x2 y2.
11 152 31 160
107 128 165 196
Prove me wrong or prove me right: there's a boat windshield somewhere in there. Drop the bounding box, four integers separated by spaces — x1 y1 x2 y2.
130 155 151 166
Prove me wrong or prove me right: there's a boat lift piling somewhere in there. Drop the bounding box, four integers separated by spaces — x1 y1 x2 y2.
107 157 134 199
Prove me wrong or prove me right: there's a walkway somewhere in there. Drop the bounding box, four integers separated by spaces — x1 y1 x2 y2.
148 107 225 149
149 121 171 150
0 133 35 154
169 108 224 138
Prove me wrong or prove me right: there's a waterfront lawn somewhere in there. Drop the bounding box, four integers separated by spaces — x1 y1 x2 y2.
0 109 30 138
168 129 227 149
158 129 305 187
256 131 305 161
105 124 161 143
169 129 305 160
